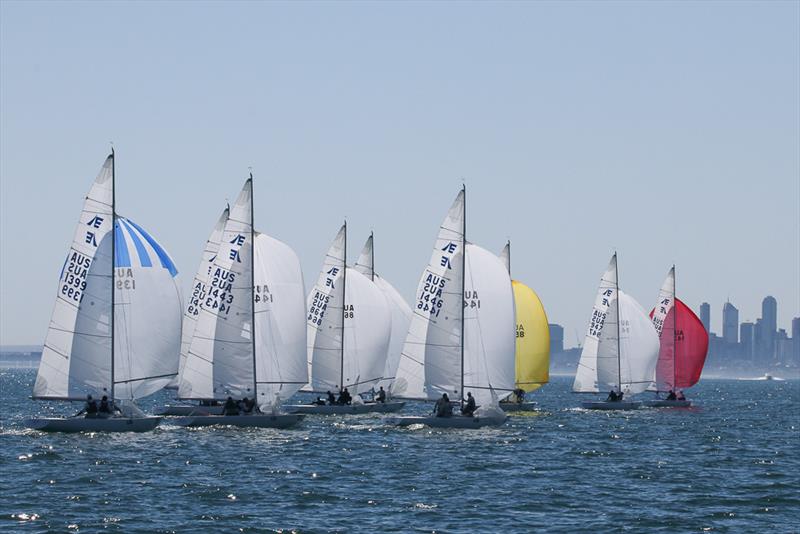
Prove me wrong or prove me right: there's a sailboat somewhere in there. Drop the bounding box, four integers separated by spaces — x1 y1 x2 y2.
391 188 515 428
497 241 550 412
286 224 405 415
644 266 709 407
353 233 413 395
158 206 229 415
174 177 307 428
573 254 660 410
25 152 182 432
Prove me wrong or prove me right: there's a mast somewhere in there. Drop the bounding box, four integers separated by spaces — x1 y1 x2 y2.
110 149 116 400
249 173 257 402
370 230 374 282
673 264 677 390
340 220 347 391
460 185 466 406
615 252 621 393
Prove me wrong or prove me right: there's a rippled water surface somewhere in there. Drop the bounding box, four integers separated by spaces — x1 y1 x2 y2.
2 370 798 532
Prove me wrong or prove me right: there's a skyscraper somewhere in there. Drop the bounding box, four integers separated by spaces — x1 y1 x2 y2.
723 301 739 344
792 317 800 363
740 322 755 361
700 302 711 333
761 296 778 360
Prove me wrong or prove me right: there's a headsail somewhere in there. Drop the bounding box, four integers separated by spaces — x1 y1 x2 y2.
394 190 465 400
179 180 254 400
354 233 374 280
34 156 115 400
169 206 229 389
572 254 617 393
253 232 308 407
462 243 516 406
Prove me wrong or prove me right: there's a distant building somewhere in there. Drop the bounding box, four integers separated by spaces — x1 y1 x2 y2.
761 296 778 360
793 317 800 363
722 301 739 344
700 302 711 334
740 322 755 361
549 323 564 354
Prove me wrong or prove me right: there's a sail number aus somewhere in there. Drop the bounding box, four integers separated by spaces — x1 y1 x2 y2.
308 290 330 326
60 250 91 303
417 271 445 318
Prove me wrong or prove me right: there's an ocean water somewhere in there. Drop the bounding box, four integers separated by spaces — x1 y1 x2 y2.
1 370 798 533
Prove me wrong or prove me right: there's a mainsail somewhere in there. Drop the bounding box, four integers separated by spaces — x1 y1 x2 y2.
499 242 550 392
169 206 229 389
650 267 709 391
393 190 465 400
573 254 618 393
307 226 391 394
353 234 413 392
34 154 182 401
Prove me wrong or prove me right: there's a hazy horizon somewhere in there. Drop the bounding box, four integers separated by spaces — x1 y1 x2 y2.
1 1 798 345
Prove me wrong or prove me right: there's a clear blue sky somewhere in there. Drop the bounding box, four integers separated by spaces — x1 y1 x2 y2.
1 0 798 345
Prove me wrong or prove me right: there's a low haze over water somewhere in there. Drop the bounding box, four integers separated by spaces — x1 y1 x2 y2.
3 371 798 532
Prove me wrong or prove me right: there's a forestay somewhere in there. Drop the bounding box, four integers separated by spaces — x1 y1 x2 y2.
179 180 254 400
573 255 618 392
463 244 516 406
393 190 464 400
169 206 229 388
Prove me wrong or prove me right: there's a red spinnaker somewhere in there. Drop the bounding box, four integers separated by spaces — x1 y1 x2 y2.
651 298 709 390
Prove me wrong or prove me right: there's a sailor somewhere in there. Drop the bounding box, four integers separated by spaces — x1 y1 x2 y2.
337 388 352 405
222 396 239 416
82 395 98 418
676 390 686 401
313 396 326 406
376 387 387 404
513 388 525 404
326 391 336 405
98 395 113 415
666 390 677 401
606 390 618 402
434 393 453 417
461 392 476 416
240 397 255 414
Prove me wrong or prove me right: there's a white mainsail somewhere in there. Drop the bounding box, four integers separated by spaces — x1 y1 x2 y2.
306 225 346 391
651 266 675 339
34 154 182 401
179 180 254 400
169 206 229 389
353 234 413 393
35 156 115 400
572 254 618 393
463 243 516 406
393 190 465 400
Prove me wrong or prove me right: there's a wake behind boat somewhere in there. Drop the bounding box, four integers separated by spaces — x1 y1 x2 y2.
285 401 405 415
26 153 180 433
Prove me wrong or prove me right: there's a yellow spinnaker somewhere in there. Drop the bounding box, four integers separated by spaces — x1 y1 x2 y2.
513 280 550 392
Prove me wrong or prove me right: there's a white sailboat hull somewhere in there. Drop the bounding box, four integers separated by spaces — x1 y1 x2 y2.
285 402 405 415
155 404 224 416
643 399 692 408
581 400 641 411
390 414 507 428
171 414 304 428
24 416 161 433
499 401 538 412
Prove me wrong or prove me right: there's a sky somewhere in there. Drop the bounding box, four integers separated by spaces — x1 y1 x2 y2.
1 0 798 346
